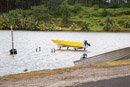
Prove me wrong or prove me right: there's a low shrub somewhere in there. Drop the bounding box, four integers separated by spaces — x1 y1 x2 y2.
69 23 78 31
103 16 120 32
124 21 130 28
80 21 90 31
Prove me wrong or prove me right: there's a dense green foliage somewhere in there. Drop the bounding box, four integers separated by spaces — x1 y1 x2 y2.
103 16 121 32
0 0 130 31
1 0 130 13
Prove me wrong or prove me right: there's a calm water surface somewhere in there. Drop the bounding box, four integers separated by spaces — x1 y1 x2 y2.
0 30 130 76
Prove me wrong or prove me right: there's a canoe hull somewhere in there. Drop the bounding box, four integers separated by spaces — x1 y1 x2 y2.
52 40 87 50
52 40 83 47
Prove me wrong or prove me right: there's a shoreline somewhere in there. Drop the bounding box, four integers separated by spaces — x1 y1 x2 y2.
0 29 130 32
1 60 130 87
1 60 130 81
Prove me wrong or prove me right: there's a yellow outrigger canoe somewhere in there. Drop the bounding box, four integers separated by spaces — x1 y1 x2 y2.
52 40 90 50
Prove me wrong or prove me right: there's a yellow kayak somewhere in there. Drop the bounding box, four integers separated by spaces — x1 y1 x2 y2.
52 40 83 47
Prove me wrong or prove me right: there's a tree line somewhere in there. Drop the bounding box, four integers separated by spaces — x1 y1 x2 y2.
0 0 42 12
0 0 130 13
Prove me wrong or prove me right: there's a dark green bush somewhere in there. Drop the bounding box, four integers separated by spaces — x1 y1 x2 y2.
101 9 110 17
110 23 121 32
72 4 83 15
117 19 125 26
80 21 90 31
103 16 120 32
103 16 113 31
124 21 130 28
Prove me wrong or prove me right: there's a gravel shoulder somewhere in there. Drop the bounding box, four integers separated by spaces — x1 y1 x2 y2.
1 60 130 87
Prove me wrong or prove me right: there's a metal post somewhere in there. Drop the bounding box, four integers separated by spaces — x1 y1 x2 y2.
54 48 55 53
51 49 53 53
39 47 41 52
36 48 38 52
9 26 17 55
11 26 14 55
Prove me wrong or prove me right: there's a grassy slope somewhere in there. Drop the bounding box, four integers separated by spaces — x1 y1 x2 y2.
69 7 130 31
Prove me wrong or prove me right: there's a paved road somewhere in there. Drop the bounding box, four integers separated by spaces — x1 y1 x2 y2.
69 76 130 87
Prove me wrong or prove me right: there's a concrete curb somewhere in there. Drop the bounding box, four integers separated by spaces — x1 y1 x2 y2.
74 47 130 65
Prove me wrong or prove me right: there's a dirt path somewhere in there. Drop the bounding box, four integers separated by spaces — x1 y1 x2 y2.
1 65 130 87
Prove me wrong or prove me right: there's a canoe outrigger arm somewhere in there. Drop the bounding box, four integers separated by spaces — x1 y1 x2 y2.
52 40 90 50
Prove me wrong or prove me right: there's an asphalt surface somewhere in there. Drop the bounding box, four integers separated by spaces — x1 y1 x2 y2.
68 76 130 87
